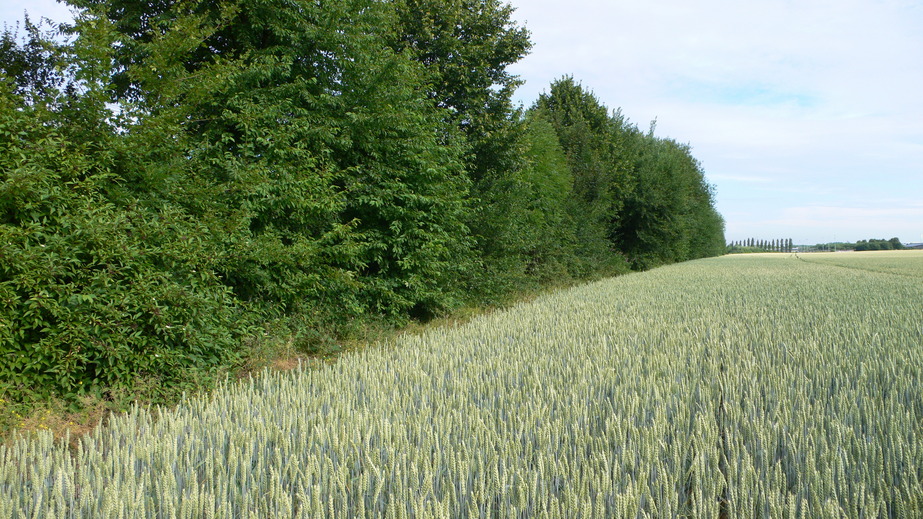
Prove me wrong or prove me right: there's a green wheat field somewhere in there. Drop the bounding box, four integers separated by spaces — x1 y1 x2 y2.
3 251 921 518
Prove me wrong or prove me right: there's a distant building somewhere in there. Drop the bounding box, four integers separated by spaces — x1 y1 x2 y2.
905 243 923 250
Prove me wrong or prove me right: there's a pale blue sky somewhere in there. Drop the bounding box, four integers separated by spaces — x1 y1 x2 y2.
506 0 923 245
4 0 922 245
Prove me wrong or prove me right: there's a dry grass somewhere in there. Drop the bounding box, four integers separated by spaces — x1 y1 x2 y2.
1 396 109 451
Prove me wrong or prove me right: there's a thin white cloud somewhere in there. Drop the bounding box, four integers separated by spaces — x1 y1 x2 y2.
779 204 923 222
508 0 923 242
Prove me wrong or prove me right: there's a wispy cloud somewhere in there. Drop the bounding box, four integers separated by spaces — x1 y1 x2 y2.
507 0 923 242
778 204 923 223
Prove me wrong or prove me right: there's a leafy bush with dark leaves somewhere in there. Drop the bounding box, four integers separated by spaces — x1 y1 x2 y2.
0 83 248 402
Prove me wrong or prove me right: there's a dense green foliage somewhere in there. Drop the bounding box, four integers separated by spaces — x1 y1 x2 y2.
535 77 726 271
1 2 724 404
0 19 248 402
3 252 921 517
854 237 905 251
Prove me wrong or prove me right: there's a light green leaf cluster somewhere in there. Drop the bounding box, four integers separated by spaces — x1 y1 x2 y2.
2 252 921 517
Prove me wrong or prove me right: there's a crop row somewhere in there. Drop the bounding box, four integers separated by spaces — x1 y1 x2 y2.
2 253 921 517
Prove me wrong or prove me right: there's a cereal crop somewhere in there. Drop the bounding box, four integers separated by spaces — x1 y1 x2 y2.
2 252 921 518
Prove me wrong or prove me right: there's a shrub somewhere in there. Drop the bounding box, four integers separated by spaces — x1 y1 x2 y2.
0 85 249 403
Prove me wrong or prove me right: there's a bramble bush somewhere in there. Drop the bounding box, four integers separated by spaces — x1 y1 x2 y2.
0 82 249 403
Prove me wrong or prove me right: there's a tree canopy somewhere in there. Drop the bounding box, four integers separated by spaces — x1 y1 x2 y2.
1 1 725 404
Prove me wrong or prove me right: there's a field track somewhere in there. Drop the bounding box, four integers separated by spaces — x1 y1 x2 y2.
2 251 921 518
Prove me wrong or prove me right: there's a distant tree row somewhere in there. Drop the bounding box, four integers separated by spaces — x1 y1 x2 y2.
799 237 906 252
854 238 905 251
727 238 793 253
1 1 725 404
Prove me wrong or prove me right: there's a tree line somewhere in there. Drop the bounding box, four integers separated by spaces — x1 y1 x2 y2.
853 238 905 251
727 238 793 253
1 0 725 403
800 238 907 252
728 237 910 253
